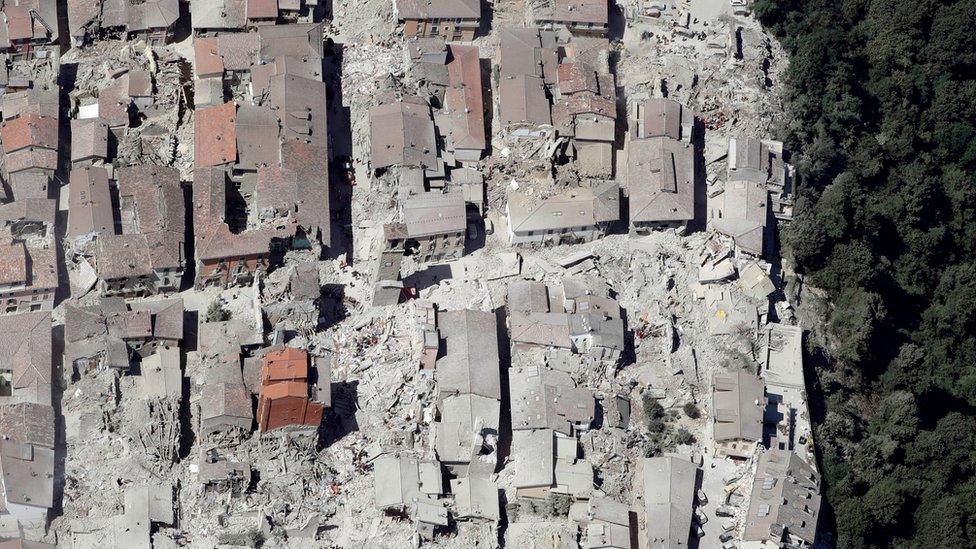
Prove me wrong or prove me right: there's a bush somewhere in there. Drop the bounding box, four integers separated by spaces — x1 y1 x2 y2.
206 300 232 323
674 428 695 446
683 402 701 419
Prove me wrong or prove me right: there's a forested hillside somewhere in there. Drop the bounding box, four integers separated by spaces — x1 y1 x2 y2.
753 0 976 546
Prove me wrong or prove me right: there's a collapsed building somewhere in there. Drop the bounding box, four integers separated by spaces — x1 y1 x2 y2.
66 0 180 47
64 297 184 373
508 279 625 361
68 165 186 297
710 136 795 257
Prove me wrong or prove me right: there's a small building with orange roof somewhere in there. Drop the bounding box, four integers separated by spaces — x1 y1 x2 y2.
256 346 329 433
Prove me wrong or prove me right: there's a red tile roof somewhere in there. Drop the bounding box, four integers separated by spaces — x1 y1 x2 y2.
1 113 58 154
194 102 237 167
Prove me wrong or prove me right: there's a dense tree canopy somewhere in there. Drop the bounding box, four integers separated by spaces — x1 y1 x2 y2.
754 0 976 546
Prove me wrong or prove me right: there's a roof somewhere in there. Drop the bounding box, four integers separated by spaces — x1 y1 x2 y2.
127 298 184 341
512 429 554 489
642 456 698 549
246 0 277 19
193 37 223 78
0 312 51 399
116 165 185 271
444 44 485 153
1 113 57 154
510 312 573 350
369 96 437 170
498 74 551 127
761 324 805 390
267 73 328 141
96 233 154 279
216 31 260 72
497 26 559 83
70 117 109 162
507 181 619 234
434 309 501 400
508 280 550 313
451 477 500 521
4 146 57 174
67 167 113 238
201 381 253 423
190 0 247 30
194 102 237 167
712 179 768 256
0 242 27 285
0 441 55 509
126 0 179 32
634 98 692 141
712 370 765 443
261 346 309 384
97 76 131 128
395 0 480 20
0 402 55 448
536 0 608 26
743 450 821 545
67 0 101 37
627 137 695 224
402 191 466 238
373 454 422 509
258 23 324 61
509 364 578 434
235 104 279 170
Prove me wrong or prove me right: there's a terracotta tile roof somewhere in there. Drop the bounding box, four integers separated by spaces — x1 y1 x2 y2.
67 0 101 37
194 102 237 167
195 221 271 262
246 0 278 19
261 346 309 384
193 36 223 78
444 44 485 153
280 137 330 245
0 402 55 448
539 0 608 26
1 113 57 154
117 165 185 270
98 76 132 128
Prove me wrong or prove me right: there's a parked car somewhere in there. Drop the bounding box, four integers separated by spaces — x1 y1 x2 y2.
696 489 708 505
716 505 736 517
720 531 735 542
